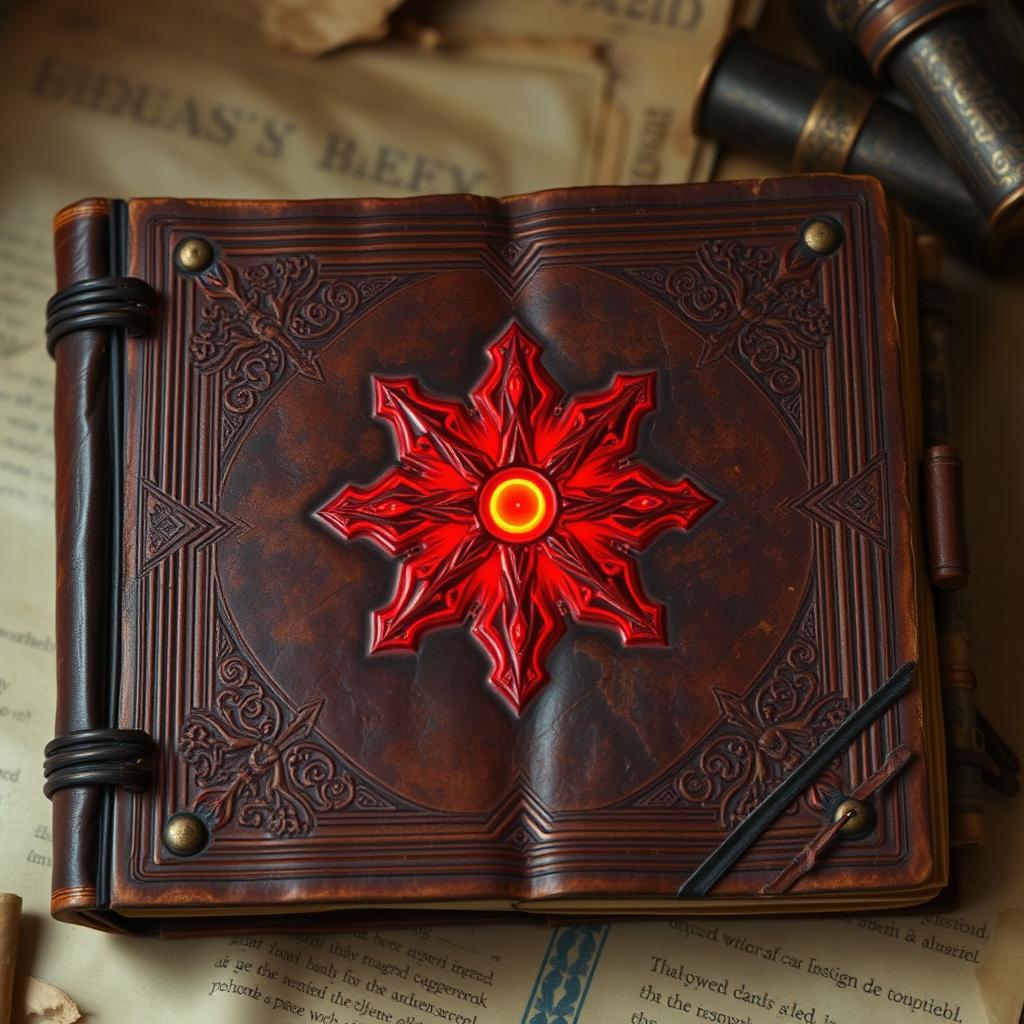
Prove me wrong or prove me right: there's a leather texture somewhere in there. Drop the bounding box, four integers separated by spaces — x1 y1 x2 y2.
677 661 916 897
51 177 944 930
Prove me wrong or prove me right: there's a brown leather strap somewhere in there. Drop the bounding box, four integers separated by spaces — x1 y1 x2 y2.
677 662 916 898
762 744 913 895
43 728 154 799
923 443 969 588
45 276 155 357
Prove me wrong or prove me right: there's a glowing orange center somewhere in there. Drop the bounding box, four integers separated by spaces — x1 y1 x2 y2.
479 468 557 543
491 479 545 532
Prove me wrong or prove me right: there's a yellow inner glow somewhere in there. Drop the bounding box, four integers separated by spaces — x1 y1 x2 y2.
488 478 547 534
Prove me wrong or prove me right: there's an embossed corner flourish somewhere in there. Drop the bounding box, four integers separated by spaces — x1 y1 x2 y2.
622 238 833 438
186 251 409 457
178 613 403 839
192 255 333 383
636 608 850 827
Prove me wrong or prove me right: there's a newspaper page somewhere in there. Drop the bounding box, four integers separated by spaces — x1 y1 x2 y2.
0 1 1021 1022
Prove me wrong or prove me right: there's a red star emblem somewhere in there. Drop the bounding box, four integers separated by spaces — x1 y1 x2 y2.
317 325 715 713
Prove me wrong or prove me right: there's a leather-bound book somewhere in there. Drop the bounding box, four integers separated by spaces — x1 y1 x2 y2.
44 177 951 933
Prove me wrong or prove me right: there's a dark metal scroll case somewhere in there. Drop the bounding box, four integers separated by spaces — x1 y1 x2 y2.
43 728 154 799
693 34 994 263
834 0 1024 243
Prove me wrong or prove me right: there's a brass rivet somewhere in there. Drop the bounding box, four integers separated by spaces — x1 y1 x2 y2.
174 237 214 273
802 219 842 255
163 812 208 856
833 797 875 837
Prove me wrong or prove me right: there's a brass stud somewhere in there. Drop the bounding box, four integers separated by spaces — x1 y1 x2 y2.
163 811 208 856
801 219 843 255
174 237 214 274
832 797 875 837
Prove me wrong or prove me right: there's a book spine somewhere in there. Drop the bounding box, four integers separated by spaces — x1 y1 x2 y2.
49 199 118 928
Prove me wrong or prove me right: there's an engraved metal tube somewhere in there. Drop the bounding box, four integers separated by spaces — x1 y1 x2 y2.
694 35 994 261
835 0 1024 240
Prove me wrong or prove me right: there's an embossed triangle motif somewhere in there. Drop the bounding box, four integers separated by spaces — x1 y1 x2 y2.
624 266 669 290
499 240 525 265
791 454 889 548
357 276 403 302
139 481 238 574
479 241 541 294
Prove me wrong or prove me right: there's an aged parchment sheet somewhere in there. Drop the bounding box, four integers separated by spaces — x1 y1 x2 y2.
236 0 404 55
0 0 1021 1021
407 0 764 187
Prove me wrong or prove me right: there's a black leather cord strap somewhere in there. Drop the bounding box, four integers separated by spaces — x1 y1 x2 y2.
43 728 154 799
677 661 916 898
45 276 156 357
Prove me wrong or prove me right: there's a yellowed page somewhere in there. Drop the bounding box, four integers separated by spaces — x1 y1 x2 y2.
12 974 80 1024
0 0 609 208
410 0 747 185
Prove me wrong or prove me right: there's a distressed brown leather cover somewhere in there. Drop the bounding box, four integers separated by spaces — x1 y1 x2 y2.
50 176 945 930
